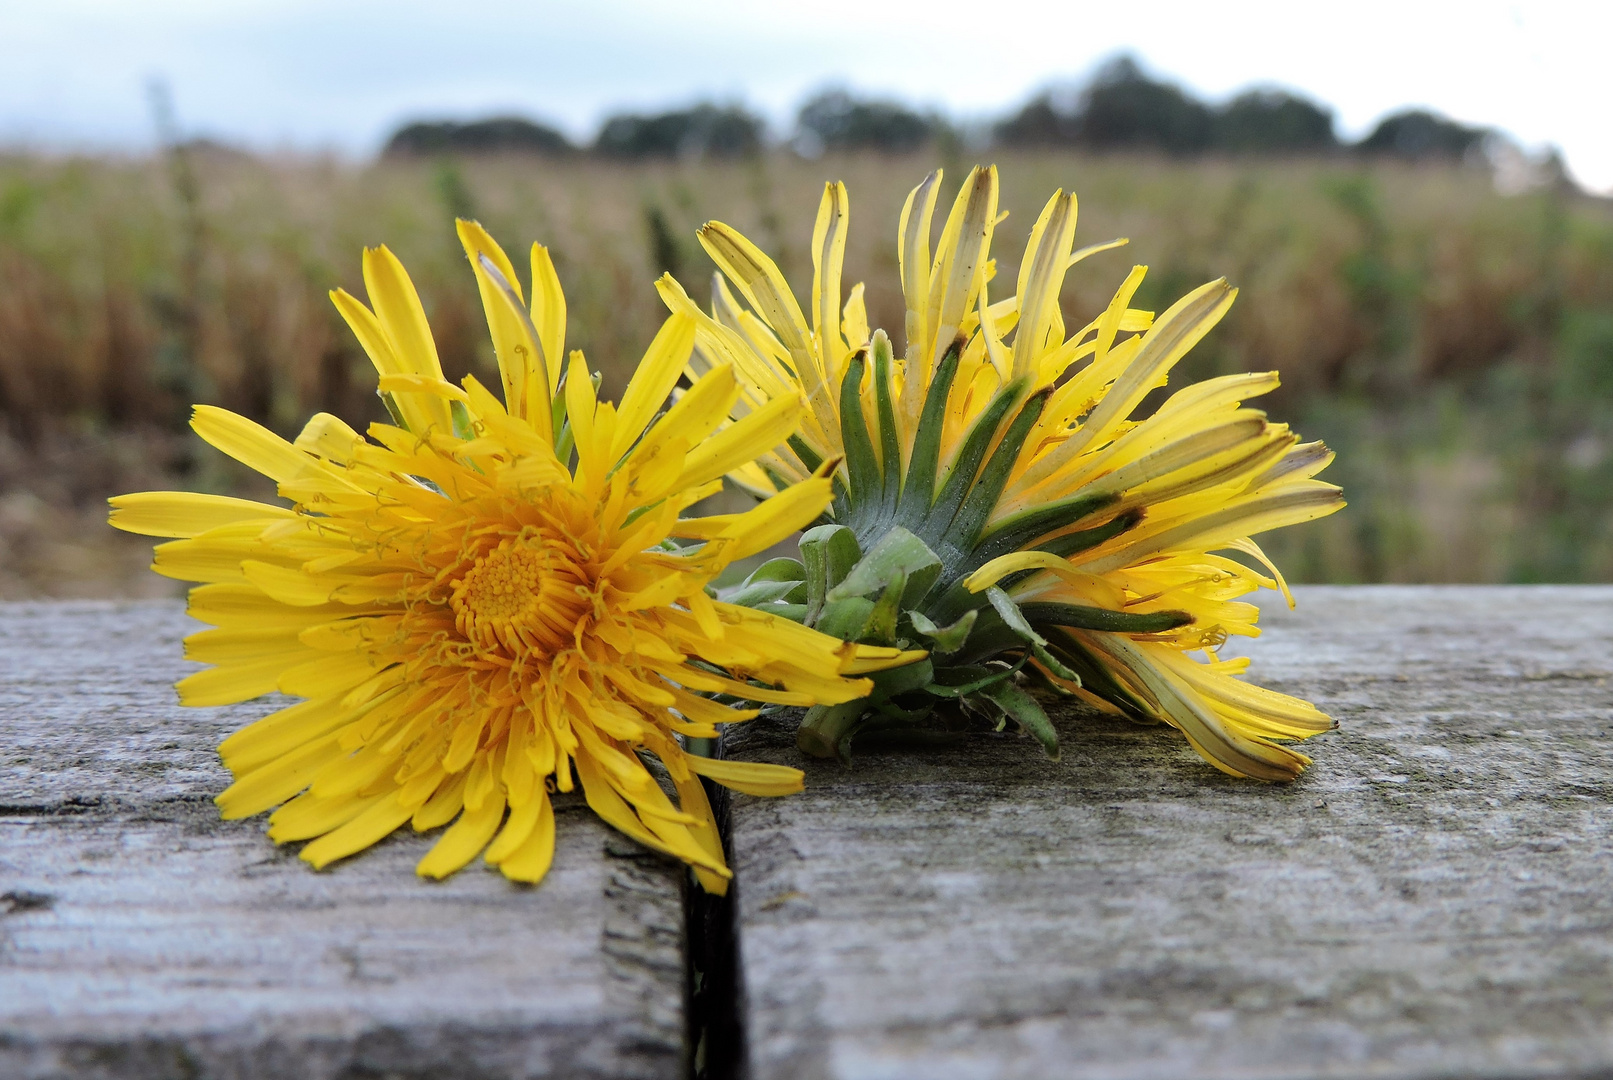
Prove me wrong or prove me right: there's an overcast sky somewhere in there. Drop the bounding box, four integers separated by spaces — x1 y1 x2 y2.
3 0 1610 191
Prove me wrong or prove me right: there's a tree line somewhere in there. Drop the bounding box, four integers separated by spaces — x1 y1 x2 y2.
384 54 1493 162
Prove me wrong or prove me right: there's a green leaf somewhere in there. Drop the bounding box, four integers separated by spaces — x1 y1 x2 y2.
897 339 963 524
925 379 1025 544
827 526 942 605
800 523 861 623
837 351 882 507
979 680 1060 761
941 385 1048 551
908 608 978 655
971 491 1119 567
870 330 903 513
1019 602 1192 634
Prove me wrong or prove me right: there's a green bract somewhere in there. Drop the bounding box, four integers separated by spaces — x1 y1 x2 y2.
679 167 1344 781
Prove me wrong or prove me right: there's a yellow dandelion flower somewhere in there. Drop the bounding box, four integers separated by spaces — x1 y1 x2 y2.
657 167 1345 780
110 222 916 891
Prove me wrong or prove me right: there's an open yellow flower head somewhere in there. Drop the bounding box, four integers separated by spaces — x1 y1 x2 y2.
110 223 916 892
659 167 1345 780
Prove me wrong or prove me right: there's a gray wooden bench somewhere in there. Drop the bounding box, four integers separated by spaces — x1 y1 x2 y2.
5 588 1613 1079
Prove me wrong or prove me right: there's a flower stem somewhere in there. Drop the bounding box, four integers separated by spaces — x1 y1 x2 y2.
796 700 867 760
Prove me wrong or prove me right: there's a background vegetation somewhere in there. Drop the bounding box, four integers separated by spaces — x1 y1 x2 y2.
2 121 1610 596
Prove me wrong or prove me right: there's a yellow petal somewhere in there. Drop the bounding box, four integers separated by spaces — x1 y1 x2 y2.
191 406 315 485
109 491 292 538
685 755 804 797
530 243 567 397
300 790 416 870
417 789 507 879
612 313 697 461
215 731 347 819
484 791 544 864
811 181 850 370
496 790 556 883
278 650 394 699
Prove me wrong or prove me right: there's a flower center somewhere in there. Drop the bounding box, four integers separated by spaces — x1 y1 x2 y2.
449 537 591 658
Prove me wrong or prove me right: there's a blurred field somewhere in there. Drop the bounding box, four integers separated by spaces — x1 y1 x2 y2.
2 147 1611 596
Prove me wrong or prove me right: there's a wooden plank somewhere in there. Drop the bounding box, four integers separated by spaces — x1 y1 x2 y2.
726 586 1613 1080
0 601 686 1080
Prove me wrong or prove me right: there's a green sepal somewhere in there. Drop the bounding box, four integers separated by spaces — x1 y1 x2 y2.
983 587 1082 684
767 603 809 623
827 526 942 607
925 379 1025 545
870 330 902 513
801 523 861 623
815 596 875 640
450 400 476 441
908 608 978 655
971 492 1119 566
979 680 1060 761
861 570 906 646
1035 508 1145 559
985 586 1046 645
897 339 963 524
1019 602 1192 634
866 656 935 700
924 654 1029 698
787 434 823 474
553 421 576 468
722 579 807 608
941 386 1048 553
1039 627 1156 721
378 390 409 432
745 557 807 583
550 379 570 449
837 350 882 507
796 656 935 761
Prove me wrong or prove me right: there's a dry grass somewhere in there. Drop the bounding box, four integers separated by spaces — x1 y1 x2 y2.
2 148 1611 594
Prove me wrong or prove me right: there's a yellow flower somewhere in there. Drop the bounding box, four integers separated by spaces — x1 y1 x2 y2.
110 223 915 891
658 167 1345 780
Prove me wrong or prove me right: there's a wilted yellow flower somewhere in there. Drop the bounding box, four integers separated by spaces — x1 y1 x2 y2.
111 223 914 891
659 167 1344 779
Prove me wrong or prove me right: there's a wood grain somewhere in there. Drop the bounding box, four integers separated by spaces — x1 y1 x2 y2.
0 601 686 1080
726 586 1613 1080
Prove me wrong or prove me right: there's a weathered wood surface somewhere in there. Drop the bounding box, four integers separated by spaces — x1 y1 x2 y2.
0 601 686 1080
727 585 1613 1080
